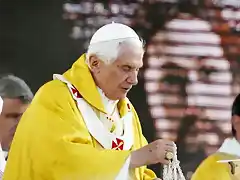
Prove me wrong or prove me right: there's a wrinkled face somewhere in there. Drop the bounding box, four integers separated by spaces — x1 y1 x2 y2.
89 44 144 100
0 98 29 151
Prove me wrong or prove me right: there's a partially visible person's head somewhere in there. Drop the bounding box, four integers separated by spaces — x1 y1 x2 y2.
176 114 200 152
177 0 199 17
86 23 144 100
231 94 240 139
0 75 33 151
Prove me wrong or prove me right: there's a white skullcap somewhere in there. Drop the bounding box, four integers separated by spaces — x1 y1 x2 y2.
90 22 140 45
0 96 3 114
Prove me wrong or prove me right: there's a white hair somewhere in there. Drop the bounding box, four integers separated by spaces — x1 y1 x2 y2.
0 75 33 103
86 37 144 66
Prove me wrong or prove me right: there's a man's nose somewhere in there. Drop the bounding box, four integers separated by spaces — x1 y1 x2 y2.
127 71 138 85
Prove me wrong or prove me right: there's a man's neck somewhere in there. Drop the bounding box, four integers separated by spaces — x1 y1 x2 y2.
97 87 118 114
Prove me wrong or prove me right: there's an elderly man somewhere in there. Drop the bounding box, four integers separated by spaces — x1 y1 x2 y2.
0 75 33 178
3 23 174 180
191 93 240 180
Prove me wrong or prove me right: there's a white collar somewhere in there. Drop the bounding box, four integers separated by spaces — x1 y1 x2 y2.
0 144 6 172
218 138 240 157
97 87 119 113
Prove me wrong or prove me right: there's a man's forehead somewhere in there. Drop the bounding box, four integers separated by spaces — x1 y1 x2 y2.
2 98 22 104
1 98 28 110
114 55 143 68
118 44 144 58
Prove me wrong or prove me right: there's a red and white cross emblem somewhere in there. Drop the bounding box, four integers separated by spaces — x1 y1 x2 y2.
112 138 124 150
70 86 81 98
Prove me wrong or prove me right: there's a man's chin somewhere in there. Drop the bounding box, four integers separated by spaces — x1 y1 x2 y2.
110 93 128 100
106 89 129 100
119 90 129 98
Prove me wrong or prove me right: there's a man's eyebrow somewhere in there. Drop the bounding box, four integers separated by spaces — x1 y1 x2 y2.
5 112 22 117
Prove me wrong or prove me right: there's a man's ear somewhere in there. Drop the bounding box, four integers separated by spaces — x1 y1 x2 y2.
88 55 101 73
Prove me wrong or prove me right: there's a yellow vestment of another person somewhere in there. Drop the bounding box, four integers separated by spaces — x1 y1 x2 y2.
3 54 156 180
191 138 240 180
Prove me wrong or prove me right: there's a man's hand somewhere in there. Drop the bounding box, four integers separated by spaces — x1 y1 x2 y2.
130 139 174 168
